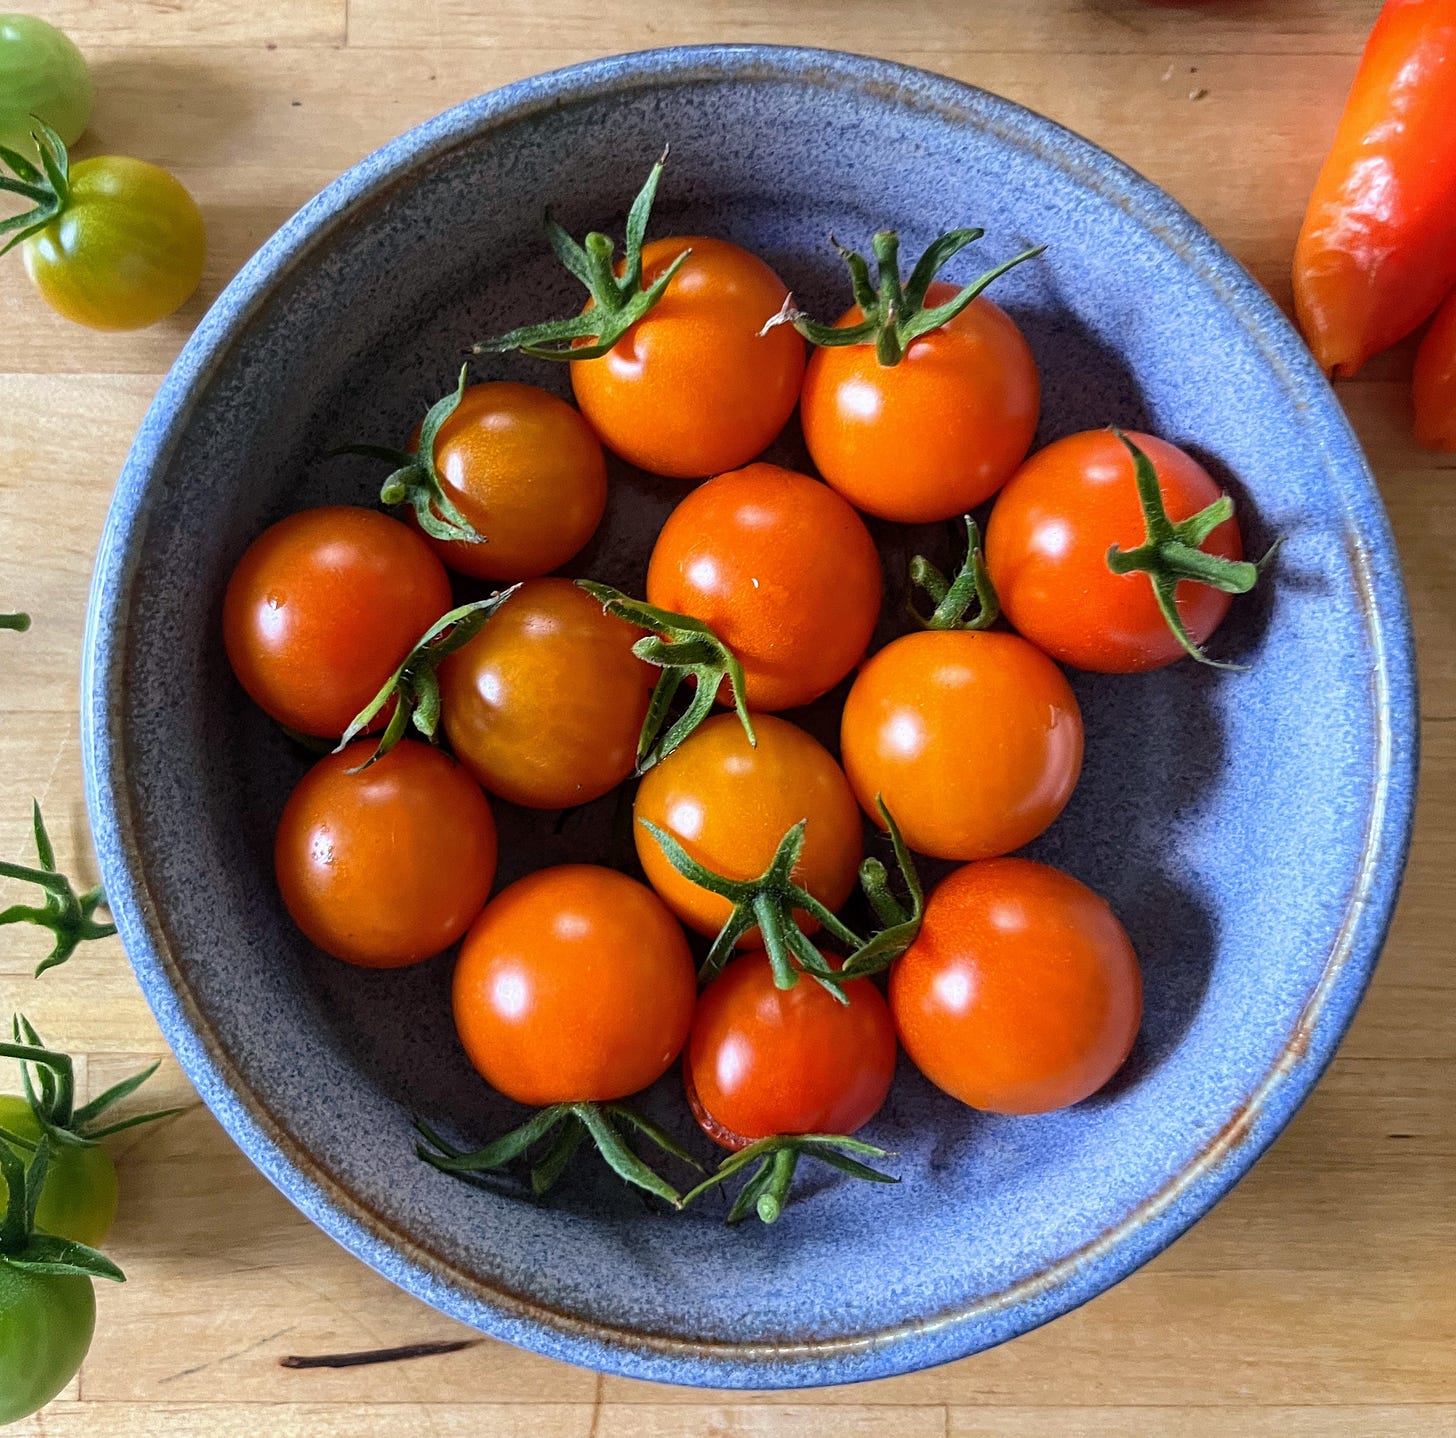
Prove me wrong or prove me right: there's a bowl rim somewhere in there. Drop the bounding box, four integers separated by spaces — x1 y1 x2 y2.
81 43 1420 1389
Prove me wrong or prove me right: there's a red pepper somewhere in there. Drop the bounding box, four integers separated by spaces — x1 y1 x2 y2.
1413 287 1456 450
1293 0 1456 377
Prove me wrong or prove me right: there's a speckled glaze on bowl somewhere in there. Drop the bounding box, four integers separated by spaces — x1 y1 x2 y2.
81 47 1417 1388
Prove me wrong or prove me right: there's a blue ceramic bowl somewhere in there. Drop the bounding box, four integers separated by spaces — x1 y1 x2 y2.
82 47 1417 1388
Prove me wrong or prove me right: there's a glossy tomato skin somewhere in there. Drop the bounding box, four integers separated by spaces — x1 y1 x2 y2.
891 859 1142 1114
274 741 497 968
423 382 607 581
453 865 696 1107
0 1261 95 1425
985 429 1242 672
224 506 452 738
800 281 1039 522
0 1098 116 1249
634 713 862 944
840 630 1082 861
646 463 882 711
440 578 653 809
685 954 897 1150
571 236 805 478
23 156 205 330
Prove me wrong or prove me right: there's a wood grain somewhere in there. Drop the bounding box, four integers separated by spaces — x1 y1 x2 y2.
2 1 1450 1434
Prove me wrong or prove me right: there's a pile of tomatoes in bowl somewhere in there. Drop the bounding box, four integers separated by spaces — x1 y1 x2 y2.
220 155 1268 1223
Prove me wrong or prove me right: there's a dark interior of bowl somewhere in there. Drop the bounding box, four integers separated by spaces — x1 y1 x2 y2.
95 53 1405 1385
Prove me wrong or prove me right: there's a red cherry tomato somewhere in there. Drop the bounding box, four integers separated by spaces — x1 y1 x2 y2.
452 865 696 1106
274 741 497 968
685 953 897 1149
890 859 1142 1114
223 506 451 737
800 280 1039 522
985 429 1242 672
439 578 654 809
633 713 862 944
646 463 883 711
420 381 607 581
839 630 1082 861
571 237 806 478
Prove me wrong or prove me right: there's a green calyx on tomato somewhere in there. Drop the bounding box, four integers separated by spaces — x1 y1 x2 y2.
682 1132 898 1226
330 365 485 545
907 516 999 631
1104 429 1275 669
415 1101 700 1207
576 580 755 769
336 590 519 770
0 611 29 631
0 802 114 976
638 796 923 997
767 226 1044 367
473 148 692 362
0 116 73 253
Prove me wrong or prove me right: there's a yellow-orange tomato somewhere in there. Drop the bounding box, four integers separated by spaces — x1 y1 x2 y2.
570 237 806 478
891 859 1141 1114
453 865 696 1106
800 280 1039 522
646 463 883 711
839 630 1083 861
439 578 654 809
274 741 497 968
634 713 863 945
420 382 607 581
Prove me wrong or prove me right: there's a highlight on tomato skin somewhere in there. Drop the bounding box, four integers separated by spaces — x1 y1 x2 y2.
890 858 1142 1116
645 462 884 713
273 740 498 969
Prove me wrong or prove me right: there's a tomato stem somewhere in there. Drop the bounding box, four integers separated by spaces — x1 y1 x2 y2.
329 365 484 545
0 802 116 977
0 1132 126 1280
336 590 519 769
0 120 71 258
473 149 692 362
907 516 1000 630
0 612 29 632
1104 429 1276 670
575 580 755 769
682 1133 899 1225
765 226 1044 367
416 1100 698 1207
837 799 925 981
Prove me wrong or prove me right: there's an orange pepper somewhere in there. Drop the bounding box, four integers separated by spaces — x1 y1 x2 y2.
1413 287 1456 450
1293 0 1456 377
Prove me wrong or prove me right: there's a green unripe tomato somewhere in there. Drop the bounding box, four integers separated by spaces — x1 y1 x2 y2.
0 14 91 155
0 1259 95 1423
0 1095 118 1247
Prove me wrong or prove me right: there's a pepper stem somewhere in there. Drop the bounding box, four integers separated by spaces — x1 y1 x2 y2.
415 1100 699 1206
766 225 1044 367
907 516 999 630
681 1133 899 1225
473 149 692 362
336 589 519 769
1104 429 1273 670
575 580 755 769
637 818 862 1000
0 119 71 258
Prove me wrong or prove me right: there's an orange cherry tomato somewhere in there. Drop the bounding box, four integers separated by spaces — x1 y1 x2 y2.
799 280 1039 522
223 506 451 738
1414 285 1456 452
570 236 806 478
985 429 1242 673
419 381 607 581
839 629 1082 861
685 953 897 1149
452 865 696 1106
890 859 1142 1114
646 463 883 711
439 578 653 809
274 740 497 968
633 713 863 945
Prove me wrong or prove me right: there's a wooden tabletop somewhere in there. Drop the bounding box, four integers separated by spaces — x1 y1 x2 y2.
2 1 1452 1433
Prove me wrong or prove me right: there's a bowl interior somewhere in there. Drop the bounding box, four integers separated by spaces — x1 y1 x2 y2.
88 50 1411 1387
